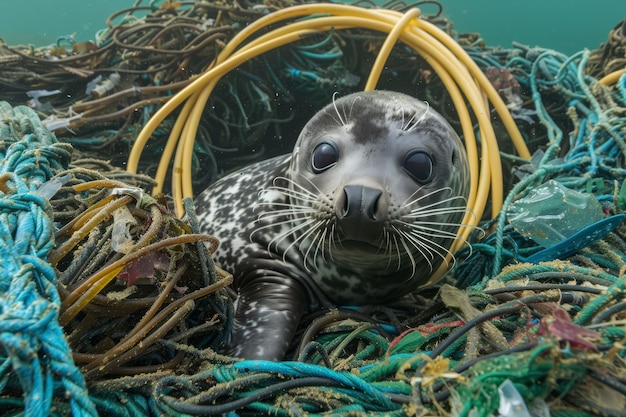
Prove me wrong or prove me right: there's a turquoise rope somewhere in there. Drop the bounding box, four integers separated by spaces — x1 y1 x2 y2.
230 360 398 410
0 103 96 416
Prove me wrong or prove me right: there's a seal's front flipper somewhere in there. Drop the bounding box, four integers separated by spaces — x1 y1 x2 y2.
227 277 307 361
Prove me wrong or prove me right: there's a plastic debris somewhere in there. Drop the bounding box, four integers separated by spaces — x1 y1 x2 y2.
497 379 531 417
37 173 71 200
508 180 604 247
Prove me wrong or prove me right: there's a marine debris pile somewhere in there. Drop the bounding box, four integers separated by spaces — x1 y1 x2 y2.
0 101 231 416
0 1 625 416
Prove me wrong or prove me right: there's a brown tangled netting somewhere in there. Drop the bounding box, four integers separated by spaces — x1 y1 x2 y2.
46 159 232 381
588 18 626 79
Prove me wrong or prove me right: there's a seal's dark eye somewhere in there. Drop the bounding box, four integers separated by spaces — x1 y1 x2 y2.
403 150 433 183
311 141 338 173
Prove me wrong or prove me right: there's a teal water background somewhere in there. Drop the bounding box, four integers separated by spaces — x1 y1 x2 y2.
0 1 623 54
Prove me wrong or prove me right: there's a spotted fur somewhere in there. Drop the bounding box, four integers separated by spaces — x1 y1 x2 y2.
195 91 471 360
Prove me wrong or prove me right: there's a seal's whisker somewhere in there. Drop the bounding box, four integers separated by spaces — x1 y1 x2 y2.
268 175 332 212
404 231 438 261
253 218 314 236
409 228 472 257
395 230 422 276
273 175 320 195
402 186 456 207
256 209 320 224
325 224 333 262
255 205 319 215
388 232 404 272
381 229 394 270
250 217 293 234
267 217 320 256
285 219 326 267
407 229 460 248
251 215 315 243
263 182 320 203
405 101 430 133
348 96 361 124
402 109 418 132
289 173 329 199
403 189 466 210
398 215 478 255
380 229 391 269
396 223 441 258
328 223 340 262
300 219 330 265
406 197 468 210
406 205 470 218
410 216 468 229
303 229 323 272
331 92 346 127
398 229 452 272
256 201 317 210
403 224 462 240
308 223 331 269
261 188 318 204
403 228 457 268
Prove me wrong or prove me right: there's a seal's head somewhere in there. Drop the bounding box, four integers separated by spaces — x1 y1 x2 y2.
278 90 470 301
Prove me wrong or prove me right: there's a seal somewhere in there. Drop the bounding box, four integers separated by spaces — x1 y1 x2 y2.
195 90 471 360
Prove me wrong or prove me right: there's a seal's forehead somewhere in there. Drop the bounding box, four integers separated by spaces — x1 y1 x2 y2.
330 91 453 144
298 91 460 151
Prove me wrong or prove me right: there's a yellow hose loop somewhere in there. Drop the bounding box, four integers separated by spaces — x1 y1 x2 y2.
127 4 531 251
364 8 422 91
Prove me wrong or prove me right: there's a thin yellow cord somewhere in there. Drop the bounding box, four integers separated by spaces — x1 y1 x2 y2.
127 3 531 280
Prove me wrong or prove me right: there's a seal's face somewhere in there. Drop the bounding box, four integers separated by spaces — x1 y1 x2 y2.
273 91 470 298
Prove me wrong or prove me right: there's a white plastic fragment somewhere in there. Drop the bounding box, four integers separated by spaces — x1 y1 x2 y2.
85 75 103 95
26 89 61 110
497 379 531 417
37 173 71 200
42 112 83 132
86 73 121 97
110 187 143 207
111 205 137 254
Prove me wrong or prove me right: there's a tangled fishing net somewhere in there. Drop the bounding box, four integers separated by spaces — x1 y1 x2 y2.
0 1 625 416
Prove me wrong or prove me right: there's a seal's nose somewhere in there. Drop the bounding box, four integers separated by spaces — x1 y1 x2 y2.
341 184 381 220
337 184 383 241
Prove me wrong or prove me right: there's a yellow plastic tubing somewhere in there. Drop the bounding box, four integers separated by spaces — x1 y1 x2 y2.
598 68 626 86
127 3 531 283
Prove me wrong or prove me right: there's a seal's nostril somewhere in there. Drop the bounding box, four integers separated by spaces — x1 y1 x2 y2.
369 202 377 220
342 188 350 217
363 187 382 221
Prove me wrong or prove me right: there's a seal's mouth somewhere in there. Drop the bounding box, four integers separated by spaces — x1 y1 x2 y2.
330 238 398 269
336 238 384 253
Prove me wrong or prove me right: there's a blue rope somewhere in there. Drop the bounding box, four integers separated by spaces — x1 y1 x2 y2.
464 43 626 280
0 103 97 416
230 360 397 409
